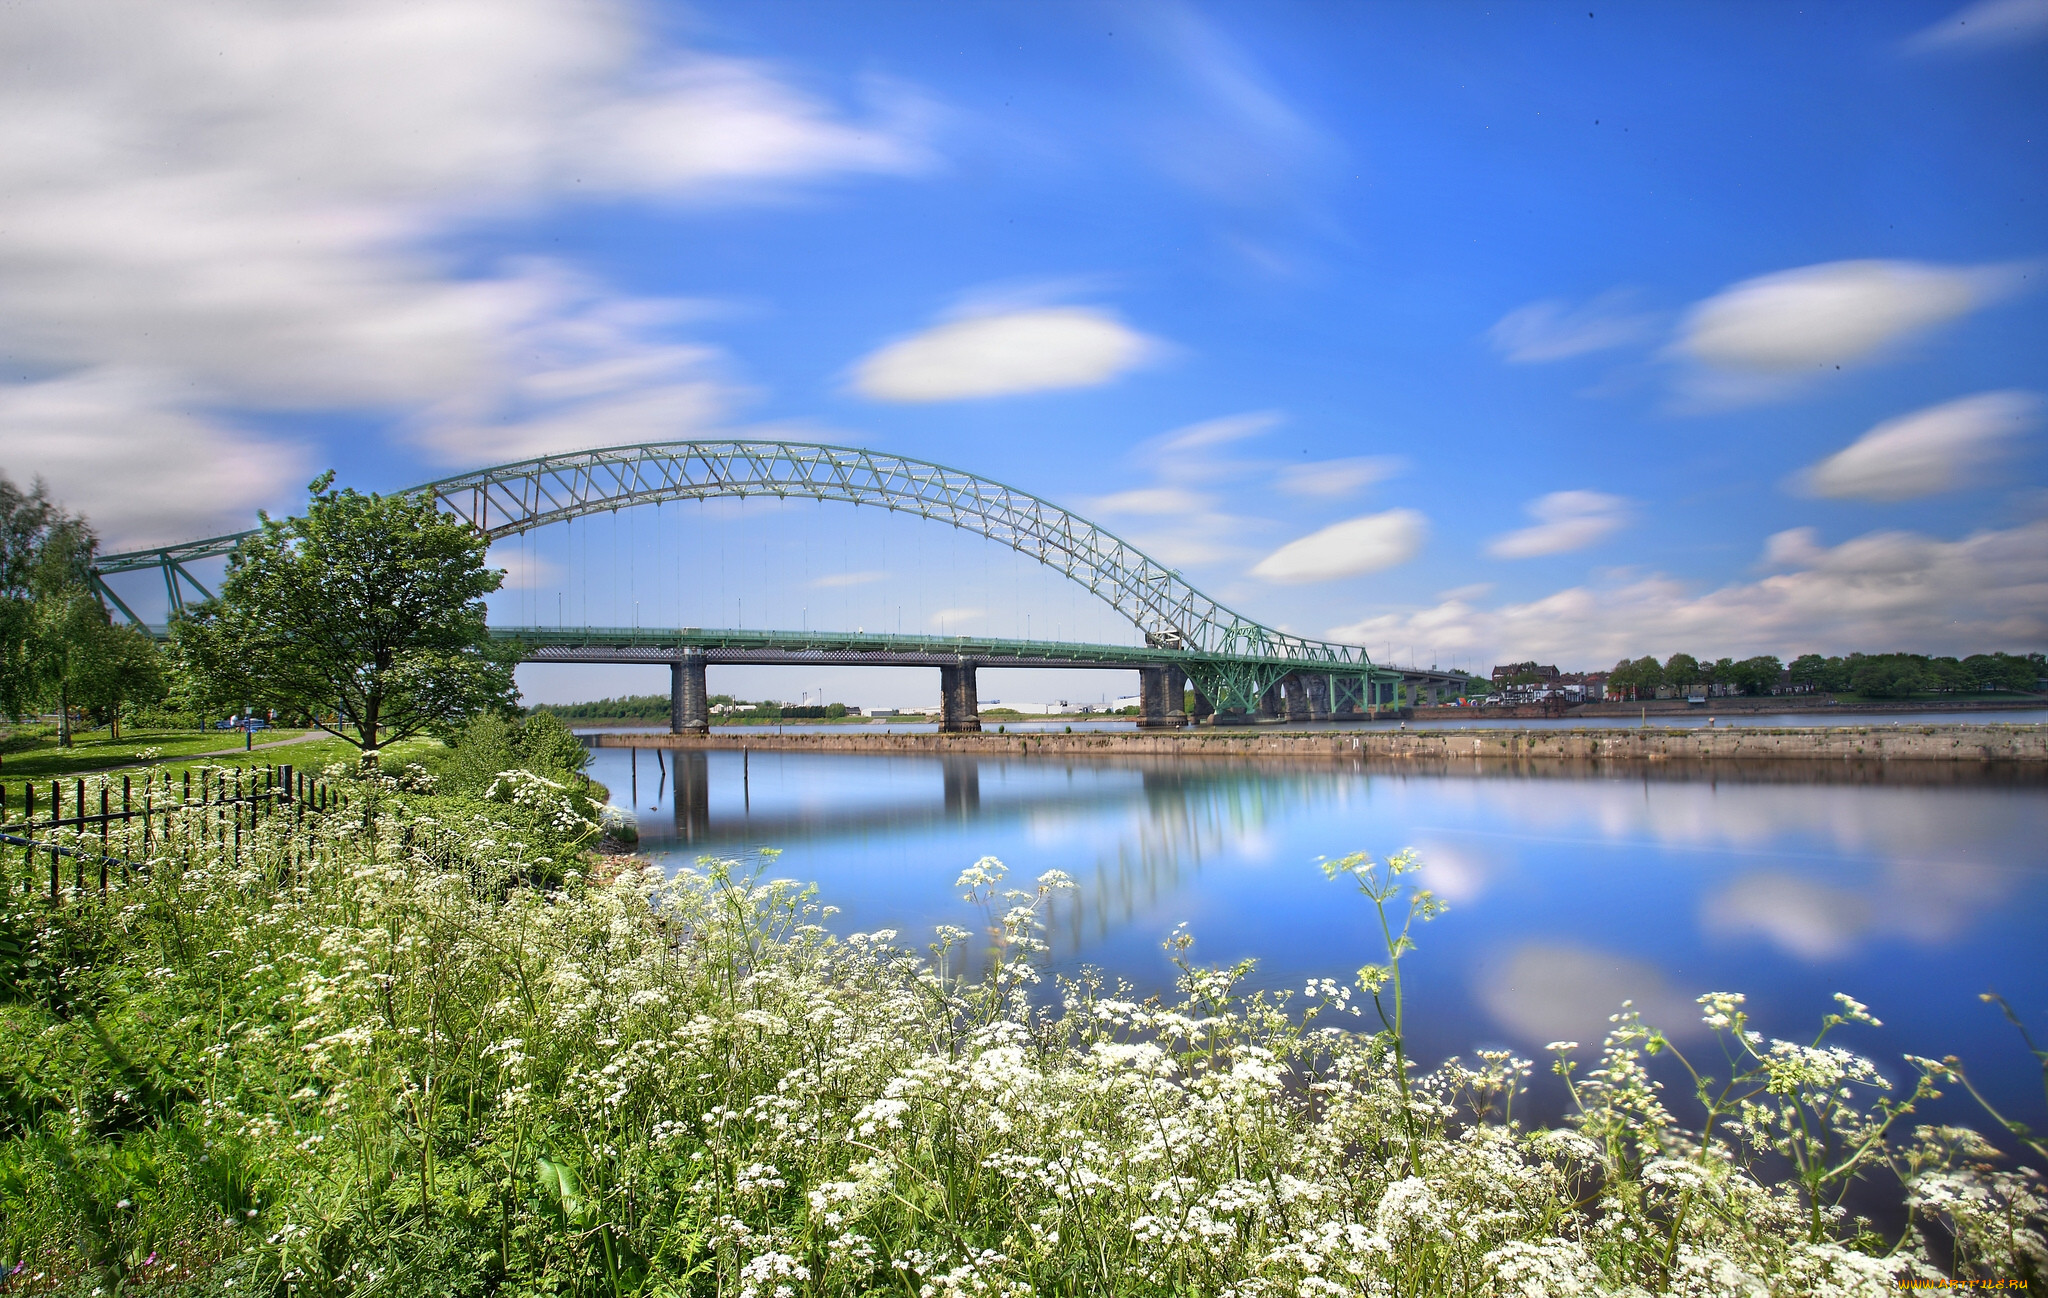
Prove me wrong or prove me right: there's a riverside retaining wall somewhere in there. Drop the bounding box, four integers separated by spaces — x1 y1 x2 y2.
589 723 2048 763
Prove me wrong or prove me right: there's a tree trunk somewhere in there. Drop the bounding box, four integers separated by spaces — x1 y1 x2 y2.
59 683 71 748
110 701 119 741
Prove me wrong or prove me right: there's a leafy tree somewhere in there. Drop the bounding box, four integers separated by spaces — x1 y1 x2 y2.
1788 653 1831 692
1662 653 1701 692
74 622 168 738
0 474 99 728
176 473 518 766
1729 654 1783 696
1849 656 1926 699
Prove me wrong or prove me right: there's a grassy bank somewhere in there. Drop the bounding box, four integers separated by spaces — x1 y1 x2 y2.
0 728 314 796
1 775 2041 1294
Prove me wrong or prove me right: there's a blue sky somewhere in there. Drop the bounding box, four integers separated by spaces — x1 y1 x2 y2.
2 0 2043 705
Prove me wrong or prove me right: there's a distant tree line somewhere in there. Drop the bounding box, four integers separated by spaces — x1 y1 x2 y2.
532 693 851 722
1604 650 2044 701
533 693 674 722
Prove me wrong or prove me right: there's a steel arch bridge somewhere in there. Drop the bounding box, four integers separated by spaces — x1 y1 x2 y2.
90 439 1471 722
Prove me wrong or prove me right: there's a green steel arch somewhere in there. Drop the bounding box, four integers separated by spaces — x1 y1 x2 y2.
93 440 1420 709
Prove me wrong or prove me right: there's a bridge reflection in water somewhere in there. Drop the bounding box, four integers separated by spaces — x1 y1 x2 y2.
598 744 1352 961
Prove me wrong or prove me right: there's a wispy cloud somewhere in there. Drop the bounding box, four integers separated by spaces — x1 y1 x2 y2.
1086 486 1214 516
1794 391 2040 501
1153 410 1284 455
1486 491 1631 559
1273 456 1402 499
1903 0 2048 53
1488 291 1657 363
812 570 889 588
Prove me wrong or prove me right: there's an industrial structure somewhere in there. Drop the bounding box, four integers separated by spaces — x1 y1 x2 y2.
90 440 1473 731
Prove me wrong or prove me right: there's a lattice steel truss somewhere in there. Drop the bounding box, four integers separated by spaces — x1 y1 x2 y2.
93 440 1464 711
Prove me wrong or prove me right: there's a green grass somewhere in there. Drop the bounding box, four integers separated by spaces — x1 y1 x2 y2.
0 732 452 824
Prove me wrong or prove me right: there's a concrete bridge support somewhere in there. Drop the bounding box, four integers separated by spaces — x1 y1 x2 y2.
1280 673 1314 723
939 660 982 733
670 651 710 735
1137 664 1188 728
1189 683 1215 725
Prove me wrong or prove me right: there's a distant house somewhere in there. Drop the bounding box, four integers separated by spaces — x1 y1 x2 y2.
1491 661 1560 685
1557 671 1606 702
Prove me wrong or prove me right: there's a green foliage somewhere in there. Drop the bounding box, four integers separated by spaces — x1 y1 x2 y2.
0 472 133 739
4 811 2043 1293
532 693 674 722
436 710 590 799
1608 655 1665 700
1662 653 1701 691
174 473 519 759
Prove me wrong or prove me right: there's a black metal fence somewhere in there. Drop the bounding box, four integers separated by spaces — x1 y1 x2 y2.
1 763 351 902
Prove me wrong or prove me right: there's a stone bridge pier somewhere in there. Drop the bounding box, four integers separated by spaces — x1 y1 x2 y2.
939 660 982 733
669 650 709 735
1137 664 1188 728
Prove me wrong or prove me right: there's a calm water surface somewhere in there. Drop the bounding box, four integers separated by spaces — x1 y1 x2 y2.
590 746 2048 1130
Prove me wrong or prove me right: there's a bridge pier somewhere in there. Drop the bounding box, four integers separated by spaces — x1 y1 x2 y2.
1137 665 1187 728
670 651 709 735
1280 673 1313 723
1189 682 1215 725
939 661 981 733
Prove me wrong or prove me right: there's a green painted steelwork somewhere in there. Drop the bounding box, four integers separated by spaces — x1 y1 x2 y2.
93 439 1469 712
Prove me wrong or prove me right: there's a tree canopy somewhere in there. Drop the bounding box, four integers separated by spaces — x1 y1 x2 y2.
0 473 167 740
176 473 518 762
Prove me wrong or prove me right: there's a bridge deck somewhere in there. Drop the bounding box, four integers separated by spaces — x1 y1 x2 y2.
496 626 1466 685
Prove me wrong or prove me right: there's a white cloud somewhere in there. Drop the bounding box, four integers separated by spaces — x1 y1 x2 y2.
0 369 308 548
1904 0 2048 52
852 308 1157 402
929 607 986 630
811 570 888 588
0 0 928 541
1250 509 1426 584
1273 456 1402 498
1486 491 1631 559
1676 259 2016 373
1488 291 1656 363
1326 518 2048 663
1795 391 2040 501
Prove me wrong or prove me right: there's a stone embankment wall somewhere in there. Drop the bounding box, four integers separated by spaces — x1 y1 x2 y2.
591 723 2047 762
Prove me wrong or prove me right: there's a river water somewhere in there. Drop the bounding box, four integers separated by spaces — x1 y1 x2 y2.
587 744 2048 1133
